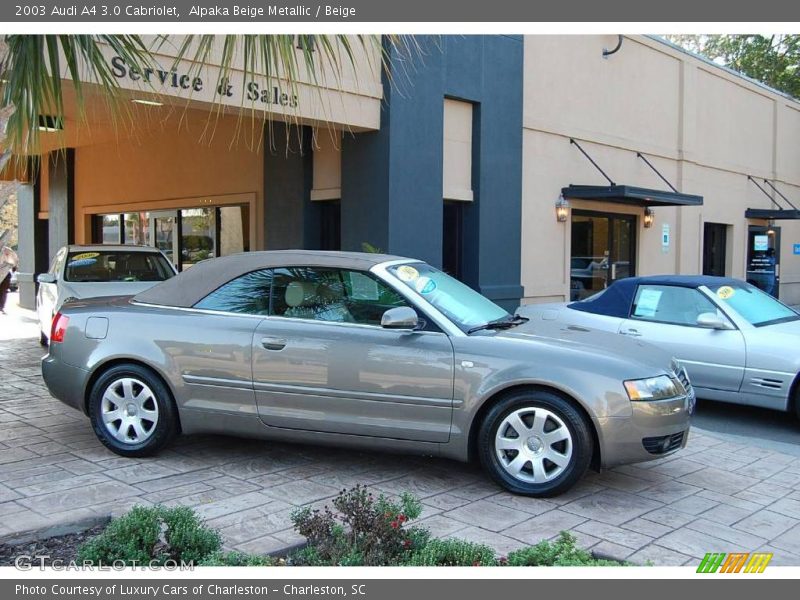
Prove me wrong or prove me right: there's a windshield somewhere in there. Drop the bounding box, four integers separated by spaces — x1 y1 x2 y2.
64 251 175 283
386 263 509 332
707 282 799 327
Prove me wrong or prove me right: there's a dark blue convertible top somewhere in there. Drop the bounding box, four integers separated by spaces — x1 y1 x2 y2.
568 275 742 319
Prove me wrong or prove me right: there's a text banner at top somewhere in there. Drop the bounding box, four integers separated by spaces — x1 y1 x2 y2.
3 0 800 23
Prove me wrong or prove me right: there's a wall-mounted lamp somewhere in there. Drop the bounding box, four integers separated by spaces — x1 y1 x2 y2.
767 219 776 236
643 207 655 228
555 195 570 222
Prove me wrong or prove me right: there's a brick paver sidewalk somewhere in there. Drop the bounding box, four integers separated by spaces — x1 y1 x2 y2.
1 335 799 565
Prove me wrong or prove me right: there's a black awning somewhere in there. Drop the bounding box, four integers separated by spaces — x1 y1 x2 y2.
745 208 800 220
562 185 703 208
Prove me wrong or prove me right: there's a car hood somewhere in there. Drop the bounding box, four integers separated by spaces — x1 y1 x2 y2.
496 316 674 373
62 281 163 299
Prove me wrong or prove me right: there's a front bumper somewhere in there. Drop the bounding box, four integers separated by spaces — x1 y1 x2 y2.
597 390 694 469
41 351 90 414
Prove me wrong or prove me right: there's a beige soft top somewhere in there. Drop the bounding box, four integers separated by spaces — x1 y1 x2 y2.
132 250 411 308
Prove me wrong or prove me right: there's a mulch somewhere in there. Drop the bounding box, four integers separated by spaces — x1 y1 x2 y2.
0 524 106 566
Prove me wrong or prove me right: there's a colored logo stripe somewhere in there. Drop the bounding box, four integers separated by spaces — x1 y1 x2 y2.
697 552 773 573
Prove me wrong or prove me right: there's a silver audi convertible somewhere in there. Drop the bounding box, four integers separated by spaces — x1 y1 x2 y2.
42 251 694 496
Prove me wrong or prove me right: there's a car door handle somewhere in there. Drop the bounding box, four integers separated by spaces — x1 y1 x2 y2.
620 328 642 337
261 337 287 351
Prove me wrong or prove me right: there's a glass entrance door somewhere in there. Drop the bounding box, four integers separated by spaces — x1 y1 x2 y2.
149 211 180 271
746 224 781 298
570 211 636 300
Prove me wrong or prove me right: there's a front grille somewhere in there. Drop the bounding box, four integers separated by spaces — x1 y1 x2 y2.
642 431 684 455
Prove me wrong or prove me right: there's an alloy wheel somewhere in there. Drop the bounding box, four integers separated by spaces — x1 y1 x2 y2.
100 377 160 445
494 407 573 483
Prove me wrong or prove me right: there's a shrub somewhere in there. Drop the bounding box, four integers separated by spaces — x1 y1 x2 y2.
290 485 427 566
504 532 624 566
404 538 498 566
77 505 221 566
199 551 282 566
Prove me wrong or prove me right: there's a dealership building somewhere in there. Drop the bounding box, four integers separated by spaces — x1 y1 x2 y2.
11 34 800 311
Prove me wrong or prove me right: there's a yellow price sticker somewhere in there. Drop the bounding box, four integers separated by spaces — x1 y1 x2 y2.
70 252 100 261
717 286 735 300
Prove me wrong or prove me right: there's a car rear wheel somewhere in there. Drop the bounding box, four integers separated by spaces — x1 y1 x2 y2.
39 330 48 346
88 364 178 457
477 389 593 497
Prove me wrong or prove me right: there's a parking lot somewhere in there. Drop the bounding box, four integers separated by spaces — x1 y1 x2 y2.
1 294 800 565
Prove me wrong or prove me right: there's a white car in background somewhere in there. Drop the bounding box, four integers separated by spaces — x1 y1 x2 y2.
37 245 177 345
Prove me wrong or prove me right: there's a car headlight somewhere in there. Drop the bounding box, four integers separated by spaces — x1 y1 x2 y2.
624 375 684 401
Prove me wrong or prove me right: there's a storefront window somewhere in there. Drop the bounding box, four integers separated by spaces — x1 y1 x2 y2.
181 207 216 269
100 214 121 244
94 203 249 270
124 212 150 245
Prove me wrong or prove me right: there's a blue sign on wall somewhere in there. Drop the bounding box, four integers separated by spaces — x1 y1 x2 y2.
794 244 800 255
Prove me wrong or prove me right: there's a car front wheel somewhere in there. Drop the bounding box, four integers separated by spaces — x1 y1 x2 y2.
477 389 593 497
88 364 178 457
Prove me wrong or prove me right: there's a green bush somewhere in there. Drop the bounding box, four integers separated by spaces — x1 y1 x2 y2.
404 538 498 566
504 532 624 566
77 505 221 566
199 551 282 566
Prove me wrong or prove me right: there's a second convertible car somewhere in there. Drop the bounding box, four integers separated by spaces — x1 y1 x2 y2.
521 275 800 417
42 251 694 496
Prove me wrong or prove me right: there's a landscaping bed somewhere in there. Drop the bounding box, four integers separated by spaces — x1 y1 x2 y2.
0 486 625 567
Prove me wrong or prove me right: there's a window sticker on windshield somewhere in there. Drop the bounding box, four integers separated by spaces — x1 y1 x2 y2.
634 288 662 317
396 265 419 282
717 286 735 300
69 252 100 262
67 258 98 268
415 276 437 294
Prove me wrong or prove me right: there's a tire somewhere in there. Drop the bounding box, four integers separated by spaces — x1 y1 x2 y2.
39 331 48 346
88 363 179 457
477 389 593 497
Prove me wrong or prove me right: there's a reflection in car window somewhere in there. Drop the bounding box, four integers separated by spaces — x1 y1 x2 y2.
63 251 175 283
709 282 799 327
195 267 410 326
387 263 509 332
632 285 721 327
194 269 273 314
271 267 408 326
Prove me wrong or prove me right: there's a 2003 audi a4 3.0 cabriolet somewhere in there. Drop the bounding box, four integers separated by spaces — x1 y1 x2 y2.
42 251 694 496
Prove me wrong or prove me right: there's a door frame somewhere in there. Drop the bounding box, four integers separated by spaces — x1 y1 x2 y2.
149 210 181 271
571 209 638 288
746 224 781 299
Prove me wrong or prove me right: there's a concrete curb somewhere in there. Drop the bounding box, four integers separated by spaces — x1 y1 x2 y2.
0 515 111 547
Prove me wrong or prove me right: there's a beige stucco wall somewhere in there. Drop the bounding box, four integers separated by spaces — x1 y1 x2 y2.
521 35 800 305
73 109 265 248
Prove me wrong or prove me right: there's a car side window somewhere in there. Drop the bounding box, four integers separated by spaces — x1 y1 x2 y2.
631 284 722 327
194 269 273 315
270 267 409 326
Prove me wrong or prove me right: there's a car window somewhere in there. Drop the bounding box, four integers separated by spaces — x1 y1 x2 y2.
387 262 509 332
194 269 273 315
63 251 175 283
271 267 409 326
631 284 723 327
708 282 799 327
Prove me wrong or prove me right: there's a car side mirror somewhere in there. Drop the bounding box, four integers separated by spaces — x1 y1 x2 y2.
381 306 419 330
696 312 730 330
36 273 57 284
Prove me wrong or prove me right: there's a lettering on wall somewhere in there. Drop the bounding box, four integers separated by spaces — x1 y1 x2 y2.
110 56 299 108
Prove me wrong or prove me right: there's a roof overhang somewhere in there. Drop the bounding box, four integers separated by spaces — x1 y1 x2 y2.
745 208 800 220
562 184 703 208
